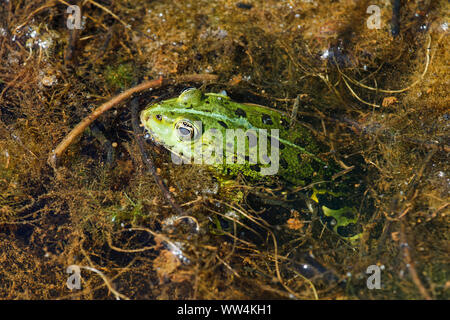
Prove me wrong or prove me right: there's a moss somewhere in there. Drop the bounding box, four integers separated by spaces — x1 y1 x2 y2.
105 63 134 90
108 194 146 225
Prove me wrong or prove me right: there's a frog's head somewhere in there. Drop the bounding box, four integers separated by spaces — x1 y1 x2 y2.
140 88 204 160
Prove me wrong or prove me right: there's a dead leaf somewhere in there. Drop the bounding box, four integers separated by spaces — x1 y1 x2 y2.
382 96 398 107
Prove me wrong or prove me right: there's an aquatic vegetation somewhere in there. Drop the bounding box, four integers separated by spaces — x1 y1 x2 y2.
0 0 448 300
105 63 133 90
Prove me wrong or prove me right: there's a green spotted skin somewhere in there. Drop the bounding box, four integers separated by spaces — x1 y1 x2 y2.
140 88 334 186
140 88 361 240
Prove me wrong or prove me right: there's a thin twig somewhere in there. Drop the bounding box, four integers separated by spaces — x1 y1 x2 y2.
85 0 129 29
47 74 217 167
214 199 302 299
107 227 178 254
130 91 186 216
80 266 130 300
48 77 162 166
289 94 300 128
399 223 432 300
339 34 432 94
397 150 435 300
15 0 58 30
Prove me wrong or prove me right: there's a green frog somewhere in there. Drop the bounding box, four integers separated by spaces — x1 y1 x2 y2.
140 88 361 240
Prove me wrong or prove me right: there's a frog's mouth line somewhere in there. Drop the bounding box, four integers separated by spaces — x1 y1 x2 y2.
142 127 158 144
142 127 169 149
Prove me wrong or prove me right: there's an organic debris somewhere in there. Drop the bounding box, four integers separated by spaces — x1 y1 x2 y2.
0 0 448 300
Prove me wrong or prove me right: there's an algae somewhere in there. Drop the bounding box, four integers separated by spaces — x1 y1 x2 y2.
0 0 448 300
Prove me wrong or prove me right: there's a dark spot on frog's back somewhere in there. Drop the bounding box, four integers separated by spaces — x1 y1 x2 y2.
294 137 304 146
280 157 288 169
262 114 273 125
235 108 246 118
218 120 228 128
280 118 289 129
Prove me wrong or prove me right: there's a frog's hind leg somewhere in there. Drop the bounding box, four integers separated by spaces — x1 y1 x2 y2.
308 189 363 241
250 188 363 241
245 189 316 228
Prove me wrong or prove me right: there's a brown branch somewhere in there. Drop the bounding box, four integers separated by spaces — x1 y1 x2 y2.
48 77 162 167
47 74 217 167
47 74 217 215
396 150 435 300
399 222 432 300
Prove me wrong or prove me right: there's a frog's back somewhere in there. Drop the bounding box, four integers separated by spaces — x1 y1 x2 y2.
198 93 331 186
141 89 335 186
141 89 363 240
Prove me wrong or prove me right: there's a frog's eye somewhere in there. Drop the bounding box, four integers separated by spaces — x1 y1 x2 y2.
175 120 198 141
155 114 162 121
181 87 196 95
